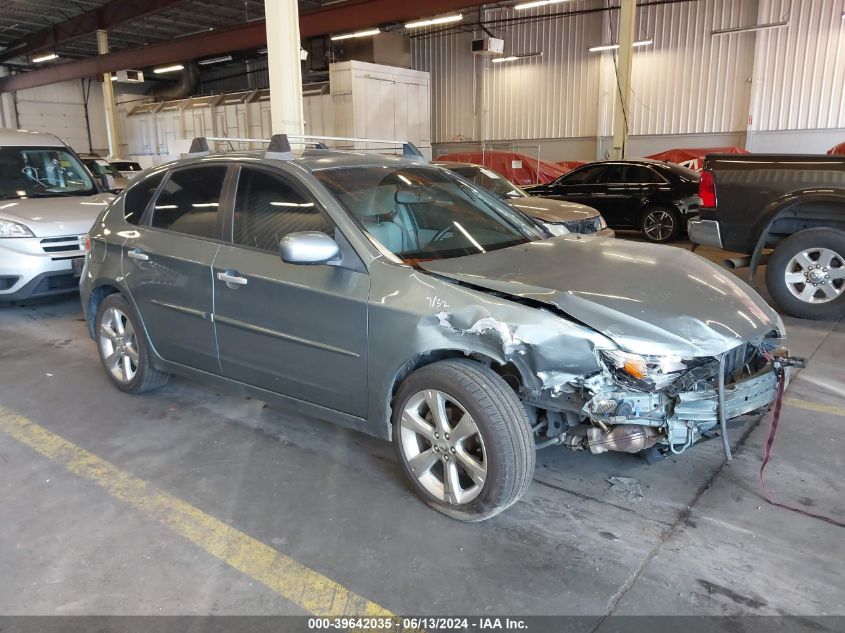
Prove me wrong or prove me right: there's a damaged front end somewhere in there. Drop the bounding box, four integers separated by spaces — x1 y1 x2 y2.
569 343 783 457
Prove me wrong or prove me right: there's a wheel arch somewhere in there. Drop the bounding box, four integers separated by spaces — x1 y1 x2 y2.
383 349 530 441
85 281 122 339
748 189 845 278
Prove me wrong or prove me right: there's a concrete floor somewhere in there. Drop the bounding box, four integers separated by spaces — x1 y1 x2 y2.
0 240 843 621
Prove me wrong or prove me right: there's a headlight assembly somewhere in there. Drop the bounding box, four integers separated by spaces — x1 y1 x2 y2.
599 350 690 391
0 219 35 238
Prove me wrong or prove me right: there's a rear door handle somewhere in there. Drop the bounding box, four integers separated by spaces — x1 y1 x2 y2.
127 249 149 261
217 270 248 286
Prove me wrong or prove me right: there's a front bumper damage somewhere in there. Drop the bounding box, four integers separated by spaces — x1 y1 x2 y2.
572 364 779 456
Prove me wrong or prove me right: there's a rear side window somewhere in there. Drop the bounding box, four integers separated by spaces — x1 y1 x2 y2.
233 167 333 253
625 165 665 183
151 165 227 239
123 172 164 225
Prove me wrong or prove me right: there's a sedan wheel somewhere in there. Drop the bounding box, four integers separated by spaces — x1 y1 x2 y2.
95 293 169 393
640 207 681 243
399 389 487 505
99 306 139 384
392 360 535 521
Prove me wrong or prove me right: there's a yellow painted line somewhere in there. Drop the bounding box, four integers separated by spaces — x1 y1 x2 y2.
783 397 845 418
0 406 392 617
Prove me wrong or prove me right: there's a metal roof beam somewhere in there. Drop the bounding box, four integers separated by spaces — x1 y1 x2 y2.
0 0 185 62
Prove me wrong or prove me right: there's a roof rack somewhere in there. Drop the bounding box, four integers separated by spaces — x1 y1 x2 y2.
187 133 425 162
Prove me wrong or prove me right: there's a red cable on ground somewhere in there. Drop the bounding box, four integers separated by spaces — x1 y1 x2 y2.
759 366 845 528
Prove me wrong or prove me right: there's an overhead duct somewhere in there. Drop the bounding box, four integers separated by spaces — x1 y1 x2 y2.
149 62 200 101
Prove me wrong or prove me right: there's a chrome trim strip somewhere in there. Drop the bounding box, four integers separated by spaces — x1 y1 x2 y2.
149 299 210 320
213 314 360 358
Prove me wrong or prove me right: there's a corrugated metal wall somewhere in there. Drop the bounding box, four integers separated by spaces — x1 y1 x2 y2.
630 0 757 135
753 0 845 131
412 0 844 147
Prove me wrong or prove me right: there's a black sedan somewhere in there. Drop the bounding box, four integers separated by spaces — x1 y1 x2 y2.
523 160 700 243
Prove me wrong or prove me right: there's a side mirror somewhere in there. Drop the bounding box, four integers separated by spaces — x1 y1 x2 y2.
279 231 341 265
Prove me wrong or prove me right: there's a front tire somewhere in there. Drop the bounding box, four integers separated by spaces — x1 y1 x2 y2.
765 228 845 320
392 360 535 522
640 206 682 243
95 294 169 393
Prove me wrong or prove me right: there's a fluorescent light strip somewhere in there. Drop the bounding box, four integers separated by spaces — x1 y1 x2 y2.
198 55 233 65
514 0 569 11
330 28 380 41
153 64 184 74
32 53 58 63
491 52 542 63
405 13 463 29
711 21 788 35
588 39 653 52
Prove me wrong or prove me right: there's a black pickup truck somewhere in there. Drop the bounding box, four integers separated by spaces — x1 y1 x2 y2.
689 154 845 320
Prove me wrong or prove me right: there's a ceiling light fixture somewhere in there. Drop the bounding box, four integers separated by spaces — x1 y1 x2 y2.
514 0 570 11
588 39 653 52
32 52 58 63
330 28 381 41
711 21 788 35
405 14 463 29
198 55 233 65
492 52 542 63
153 64 185 74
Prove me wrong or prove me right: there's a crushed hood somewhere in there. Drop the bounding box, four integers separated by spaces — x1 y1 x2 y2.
509 197 599 223
0 194 113 237
420 235 783 357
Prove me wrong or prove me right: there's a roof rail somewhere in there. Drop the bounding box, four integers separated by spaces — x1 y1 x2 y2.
187 134 426 162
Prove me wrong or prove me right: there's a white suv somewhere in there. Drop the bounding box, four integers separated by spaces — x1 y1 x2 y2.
0 129 113 302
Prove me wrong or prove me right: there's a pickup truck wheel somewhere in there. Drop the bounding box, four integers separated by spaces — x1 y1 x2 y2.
640 206 682 243
766 228 845 320
392 359 535 522
96 294 170 393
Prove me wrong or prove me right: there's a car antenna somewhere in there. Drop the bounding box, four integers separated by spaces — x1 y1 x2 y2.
265 134 294 161
186 137 210 157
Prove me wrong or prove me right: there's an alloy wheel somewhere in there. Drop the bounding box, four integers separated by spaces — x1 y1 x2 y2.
98 307 139 384
643 210 675 242
784 248 845 304
399 389 487 505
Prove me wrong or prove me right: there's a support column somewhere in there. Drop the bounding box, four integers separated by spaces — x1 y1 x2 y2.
264 0 304 137
97 30 122 158
610 0 636 159
0 66 18 129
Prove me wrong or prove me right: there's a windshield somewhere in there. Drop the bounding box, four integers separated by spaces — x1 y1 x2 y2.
447 165 527 199
86 159 122 177
0 147 97 199
113 161 142 171
661 162 700 181
315 165 545 263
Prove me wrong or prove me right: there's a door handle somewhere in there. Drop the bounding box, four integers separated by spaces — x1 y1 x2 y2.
217 270 248 286
127 249 149 261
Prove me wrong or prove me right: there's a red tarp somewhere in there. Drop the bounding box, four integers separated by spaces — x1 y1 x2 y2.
556 160 587 174
827 142 845 156
436 151 570 185
646 147 750 171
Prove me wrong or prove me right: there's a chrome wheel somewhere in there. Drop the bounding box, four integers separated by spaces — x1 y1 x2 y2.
643 209 675 242
399 389 487 505
784 248 845 304
98 306 139 384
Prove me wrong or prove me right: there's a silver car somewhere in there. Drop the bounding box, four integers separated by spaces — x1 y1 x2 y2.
81 138 787 521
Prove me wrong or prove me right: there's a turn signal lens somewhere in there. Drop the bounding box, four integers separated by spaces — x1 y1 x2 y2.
622 357 648 380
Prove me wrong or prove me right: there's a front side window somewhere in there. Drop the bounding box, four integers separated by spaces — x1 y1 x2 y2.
150 165 227 239
0 147 96 199
233 167 333 252
315 166 544 263
123 172 165 225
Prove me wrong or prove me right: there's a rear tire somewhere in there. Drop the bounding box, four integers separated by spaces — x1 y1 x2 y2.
765 228 845 320
640 206 682 243
95 294 169 393
392 359 535 522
